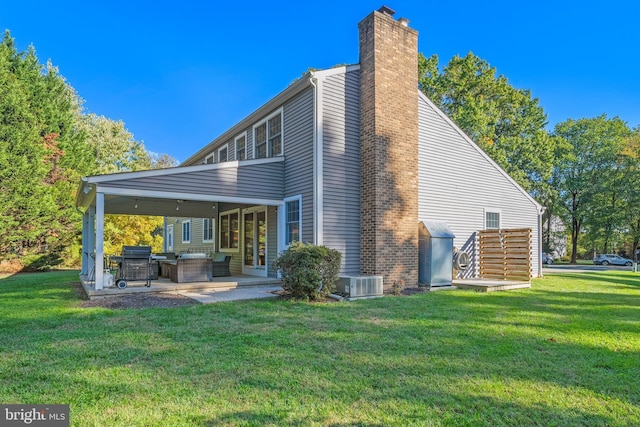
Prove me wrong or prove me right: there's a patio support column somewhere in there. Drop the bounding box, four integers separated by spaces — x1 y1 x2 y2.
86 205 96 280
277 202 286 255
81 211 90 275
95 193 105 290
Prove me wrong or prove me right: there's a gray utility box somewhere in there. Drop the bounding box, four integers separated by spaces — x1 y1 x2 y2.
419 221 455 287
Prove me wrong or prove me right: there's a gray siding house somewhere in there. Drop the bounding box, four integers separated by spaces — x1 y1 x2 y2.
77 7 543 289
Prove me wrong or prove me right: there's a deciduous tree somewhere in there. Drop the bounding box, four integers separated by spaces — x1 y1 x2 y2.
552 115 631 262
79 114 177 256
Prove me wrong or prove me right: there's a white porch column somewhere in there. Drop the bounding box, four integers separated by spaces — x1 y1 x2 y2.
277 202 286 255
95 193 105 290
81 211 89 276
86 205 96 280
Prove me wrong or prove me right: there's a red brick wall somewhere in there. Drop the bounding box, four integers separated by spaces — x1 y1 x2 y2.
358 10 419 288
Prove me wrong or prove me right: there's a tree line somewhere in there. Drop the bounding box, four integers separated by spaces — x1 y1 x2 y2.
0 31 176 271
1 33 638 270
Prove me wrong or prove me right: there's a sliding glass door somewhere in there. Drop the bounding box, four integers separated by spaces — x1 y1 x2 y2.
242 206 267 277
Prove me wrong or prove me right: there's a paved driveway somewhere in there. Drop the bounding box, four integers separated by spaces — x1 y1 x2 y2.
543 264 634 274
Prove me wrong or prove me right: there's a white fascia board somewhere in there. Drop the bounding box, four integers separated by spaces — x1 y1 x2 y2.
76 178 95 210
418 91 543 212
94 185 283 207
311 64 360 79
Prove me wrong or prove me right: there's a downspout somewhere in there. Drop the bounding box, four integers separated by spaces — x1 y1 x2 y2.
76 207 87 276
538 205 546 277
309 74 323 246
163 216 167 252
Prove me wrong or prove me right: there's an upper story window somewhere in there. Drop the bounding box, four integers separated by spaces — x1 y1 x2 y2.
236 133 247 161
485 210 501 230
268 114 282 156
254 109 283 159
204 154 214 164
217 144 228 163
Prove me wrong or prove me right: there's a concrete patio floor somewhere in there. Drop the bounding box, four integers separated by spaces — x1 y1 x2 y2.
80 274 282 301
452 278 531 292
180 285 283 303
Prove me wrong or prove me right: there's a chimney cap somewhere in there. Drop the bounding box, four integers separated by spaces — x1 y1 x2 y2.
378 5 395 16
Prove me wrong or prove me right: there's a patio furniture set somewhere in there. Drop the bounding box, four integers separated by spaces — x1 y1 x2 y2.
110 246 231 288
161 252 232 283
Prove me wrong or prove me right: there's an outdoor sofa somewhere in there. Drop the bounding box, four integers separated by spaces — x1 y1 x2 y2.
165 253 231 283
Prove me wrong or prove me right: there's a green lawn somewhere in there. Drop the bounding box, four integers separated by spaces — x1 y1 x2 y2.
1 271 639 426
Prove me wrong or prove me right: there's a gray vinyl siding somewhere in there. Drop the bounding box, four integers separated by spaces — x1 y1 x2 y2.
283 86 315 243
417 93 541 277
103 161 283 200
322 70 361 274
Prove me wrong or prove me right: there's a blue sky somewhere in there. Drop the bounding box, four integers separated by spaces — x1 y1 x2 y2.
2 1 639 162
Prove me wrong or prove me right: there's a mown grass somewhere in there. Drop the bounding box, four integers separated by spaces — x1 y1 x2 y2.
0 270 639 426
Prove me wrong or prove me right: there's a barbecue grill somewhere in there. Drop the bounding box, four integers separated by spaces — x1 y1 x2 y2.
113 246 152 289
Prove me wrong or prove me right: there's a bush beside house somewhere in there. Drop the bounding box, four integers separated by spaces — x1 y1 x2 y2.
273 242 342 300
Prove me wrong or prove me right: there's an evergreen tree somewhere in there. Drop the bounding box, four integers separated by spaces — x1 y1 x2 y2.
0 31 177 270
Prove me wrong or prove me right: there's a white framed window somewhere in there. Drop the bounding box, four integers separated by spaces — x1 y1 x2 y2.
485 209 501 230
203 218 214 243
284 195 302 246
253 108 283 159
219 208 240 252
235 132 247 161
204 153 215 164
181 219 191 243
255 122 267 159
217 143 229 163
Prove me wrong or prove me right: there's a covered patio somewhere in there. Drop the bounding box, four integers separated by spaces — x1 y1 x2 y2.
75 157 287 291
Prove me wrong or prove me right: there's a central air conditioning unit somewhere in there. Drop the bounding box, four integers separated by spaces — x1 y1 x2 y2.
336 276 384 298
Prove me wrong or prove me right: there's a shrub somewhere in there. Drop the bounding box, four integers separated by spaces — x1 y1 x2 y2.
273 242 342 300
391 279 405 296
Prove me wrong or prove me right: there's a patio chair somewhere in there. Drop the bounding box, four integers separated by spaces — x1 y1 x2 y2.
212 254 232 277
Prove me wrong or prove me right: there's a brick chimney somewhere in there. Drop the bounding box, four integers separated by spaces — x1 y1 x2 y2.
359 6 419 288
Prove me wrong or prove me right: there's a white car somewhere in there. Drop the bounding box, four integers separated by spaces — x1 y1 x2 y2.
593 254 633 266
